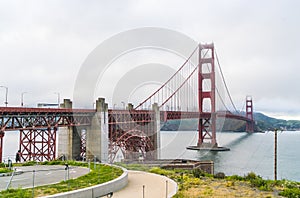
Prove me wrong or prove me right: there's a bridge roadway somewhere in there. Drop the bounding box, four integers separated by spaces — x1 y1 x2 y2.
0 107 95 131
0 107 252 131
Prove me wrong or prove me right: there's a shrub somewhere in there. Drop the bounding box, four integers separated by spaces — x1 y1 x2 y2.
279 188 300 198
244 173 274 191
226 181 235 187
192 168 206 178
227 175 244 181
149 167 173 176
245 172 258 180
214 172 225 179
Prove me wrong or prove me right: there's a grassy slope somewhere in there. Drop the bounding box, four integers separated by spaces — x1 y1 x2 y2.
0 161 123 198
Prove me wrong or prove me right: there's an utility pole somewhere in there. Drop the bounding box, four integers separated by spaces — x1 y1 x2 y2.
274 128 278 181
273 128 282 181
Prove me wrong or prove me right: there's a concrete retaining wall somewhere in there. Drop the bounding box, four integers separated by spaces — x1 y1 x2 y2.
43 165 128 198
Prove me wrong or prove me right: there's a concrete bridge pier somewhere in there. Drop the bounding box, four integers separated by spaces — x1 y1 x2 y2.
58 98 109 162
58 99 82 160
152 103 161 160
86 98 108 162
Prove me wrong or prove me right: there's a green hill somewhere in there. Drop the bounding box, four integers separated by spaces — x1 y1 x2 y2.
254 112 300 131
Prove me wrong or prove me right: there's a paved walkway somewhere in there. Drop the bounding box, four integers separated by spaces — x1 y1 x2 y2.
1 166 178 197
0 165 89 191
110 171 178 198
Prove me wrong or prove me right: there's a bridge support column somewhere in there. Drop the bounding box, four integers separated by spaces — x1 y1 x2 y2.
152 103 161 160
86 98 108 162
58 99 82 160
58 126 83 160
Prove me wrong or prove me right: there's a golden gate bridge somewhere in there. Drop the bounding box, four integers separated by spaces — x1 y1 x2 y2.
0 43 254 163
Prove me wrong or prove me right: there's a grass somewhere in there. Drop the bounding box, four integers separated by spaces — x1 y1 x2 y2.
116 162 300 198
0 163 13 173
0 160 123 198
0 168 12 174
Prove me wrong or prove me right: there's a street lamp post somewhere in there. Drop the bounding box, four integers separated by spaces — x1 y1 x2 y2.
21 92 27 107
0 86 8 107
54 92 60 108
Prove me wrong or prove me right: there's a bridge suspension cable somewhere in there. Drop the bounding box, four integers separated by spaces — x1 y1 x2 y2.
215 49 239 113
135 44 204 111
135 44 239 115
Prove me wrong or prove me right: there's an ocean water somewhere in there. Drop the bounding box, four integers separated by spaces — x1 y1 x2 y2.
160 130 300 181
3 130 300 181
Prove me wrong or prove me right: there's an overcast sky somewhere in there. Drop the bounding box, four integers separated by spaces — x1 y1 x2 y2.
0 0 299 120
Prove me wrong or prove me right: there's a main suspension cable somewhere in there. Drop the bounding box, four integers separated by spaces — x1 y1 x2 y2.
215 49 238 113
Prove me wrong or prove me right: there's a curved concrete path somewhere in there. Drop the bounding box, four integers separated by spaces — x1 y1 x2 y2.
110 170 177 198
0 165 89 191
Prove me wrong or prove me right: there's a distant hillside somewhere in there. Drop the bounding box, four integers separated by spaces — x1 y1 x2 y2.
254 112 300 131
160 112 300 132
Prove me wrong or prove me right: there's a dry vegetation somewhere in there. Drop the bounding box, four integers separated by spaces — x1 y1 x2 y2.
118 163 299 198
175 177 281 198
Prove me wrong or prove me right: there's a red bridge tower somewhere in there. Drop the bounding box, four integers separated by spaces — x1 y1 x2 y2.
197 43 218 148
246 96 255 132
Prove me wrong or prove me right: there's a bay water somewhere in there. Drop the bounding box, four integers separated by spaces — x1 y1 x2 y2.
160 130 300 182
3 130 300 181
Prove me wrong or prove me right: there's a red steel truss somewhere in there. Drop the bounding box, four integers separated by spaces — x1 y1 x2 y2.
0 107 94 162
20 128 56 162
108 110 156 162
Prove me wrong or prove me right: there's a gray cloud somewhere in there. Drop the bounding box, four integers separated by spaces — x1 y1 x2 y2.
0 0 299 119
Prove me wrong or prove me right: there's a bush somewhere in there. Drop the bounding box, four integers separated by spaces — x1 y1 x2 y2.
245 172 258 180
149 167 173 176
279 188 300 198
214 172 225 179
192 168 206 178
243 172 274 191
227 175 244 181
